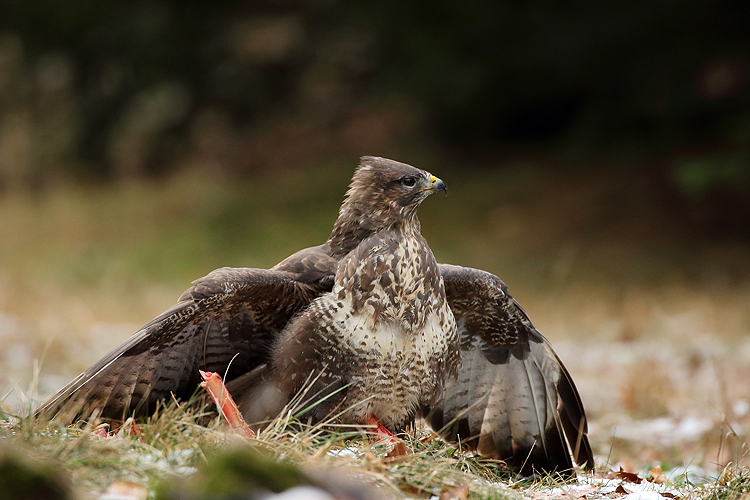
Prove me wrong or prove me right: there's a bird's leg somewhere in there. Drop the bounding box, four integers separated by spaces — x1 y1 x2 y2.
199 370 255 438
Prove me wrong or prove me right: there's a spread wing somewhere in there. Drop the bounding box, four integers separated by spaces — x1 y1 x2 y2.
424 264 594 476
38 246 336 424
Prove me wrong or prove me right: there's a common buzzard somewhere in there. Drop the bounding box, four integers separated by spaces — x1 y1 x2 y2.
38 157 593 476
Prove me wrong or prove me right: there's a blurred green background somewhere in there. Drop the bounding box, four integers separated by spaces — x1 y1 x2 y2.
2 0 750 471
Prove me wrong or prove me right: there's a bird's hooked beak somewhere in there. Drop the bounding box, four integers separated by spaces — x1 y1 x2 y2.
425 174 447 196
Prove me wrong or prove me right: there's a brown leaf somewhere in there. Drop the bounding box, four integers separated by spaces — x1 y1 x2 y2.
615 485 631 495
649 466 663 476
439 484 469 500
648 465 667 484
383 440 410 463
661 493 681 499
613 467 643 484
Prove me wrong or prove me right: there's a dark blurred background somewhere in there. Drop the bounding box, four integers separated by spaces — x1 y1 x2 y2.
1 0 750 238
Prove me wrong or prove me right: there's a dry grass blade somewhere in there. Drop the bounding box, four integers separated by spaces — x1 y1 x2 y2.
2 382 745 499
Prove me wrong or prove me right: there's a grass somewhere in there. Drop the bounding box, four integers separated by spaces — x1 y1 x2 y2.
1 394 523 499
1 159 750 497
706 466 750 500
4 395 750 499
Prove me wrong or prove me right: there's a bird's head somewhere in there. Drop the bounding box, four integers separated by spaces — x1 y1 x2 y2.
347 156 446 216
327 156 447 255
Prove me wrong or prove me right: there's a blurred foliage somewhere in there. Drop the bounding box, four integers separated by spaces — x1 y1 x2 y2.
0 0 749 235
673 153 750 198
0 448 71 500
668 151 750 237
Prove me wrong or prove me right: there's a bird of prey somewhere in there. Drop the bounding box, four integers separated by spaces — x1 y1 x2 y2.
38 156 593 476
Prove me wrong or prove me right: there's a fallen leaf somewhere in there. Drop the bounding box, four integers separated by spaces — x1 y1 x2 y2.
661 493 681 499
383 440 410 463
648 465 667 484
615 485 631 495
613 467 643 484
439 484 469 500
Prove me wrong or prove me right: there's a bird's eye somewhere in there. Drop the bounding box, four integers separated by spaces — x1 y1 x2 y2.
401 176 416 187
